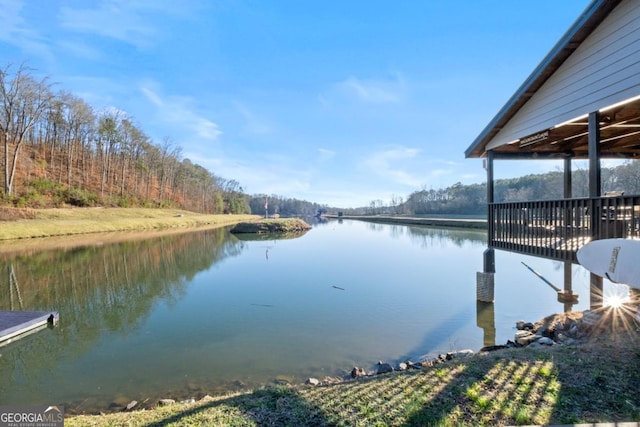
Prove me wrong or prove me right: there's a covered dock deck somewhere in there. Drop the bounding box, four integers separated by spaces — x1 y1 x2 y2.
490 194 640 262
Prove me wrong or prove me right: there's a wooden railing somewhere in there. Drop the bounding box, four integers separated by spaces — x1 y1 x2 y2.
489 195 640 262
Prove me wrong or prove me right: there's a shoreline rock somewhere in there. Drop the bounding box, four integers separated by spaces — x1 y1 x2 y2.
481 307 639 353
86 308 640 415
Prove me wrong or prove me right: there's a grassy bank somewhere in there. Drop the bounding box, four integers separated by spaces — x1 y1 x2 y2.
66 312 640 426
0 207 260 240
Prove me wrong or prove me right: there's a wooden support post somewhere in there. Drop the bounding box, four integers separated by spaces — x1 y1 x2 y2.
563 156 573 237
483 248 495 273
477 150 496 303
563 156 572 199
588 111 602 240
588 111 603 302
563 261 572 294
476 271 494 302
558 261 579 312
486 150 494 204
590 272 604 309
486 151 495 247
588 111 601 199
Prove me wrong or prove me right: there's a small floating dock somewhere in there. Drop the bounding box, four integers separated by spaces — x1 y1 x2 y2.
0 310 59 345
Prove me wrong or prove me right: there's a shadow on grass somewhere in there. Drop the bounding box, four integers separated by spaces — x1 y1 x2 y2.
401 352 562 426
548 305 640 424
401 360 488 426
111 311 640 426
145 385 331 427
402 307 640 426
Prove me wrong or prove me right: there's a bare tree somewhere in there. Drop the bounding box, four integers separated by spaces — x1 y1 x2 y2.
0 64 52 195
0 61 238 213
158 137 181 203
390 194 404 214
53 91 95 188
97 110 123 198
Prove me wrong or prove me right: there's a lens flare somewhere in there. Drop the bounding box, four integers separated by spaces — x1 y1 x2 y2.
603 293 628 309
595 283 640 337
603 283 630 309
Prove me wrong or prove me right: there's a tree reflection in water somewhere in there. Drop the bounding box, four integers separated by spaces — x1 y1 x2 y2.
0 227 245 407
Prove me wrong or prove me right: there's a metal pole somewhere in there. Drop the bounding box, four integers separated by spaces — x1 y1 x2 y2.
521 261 561 292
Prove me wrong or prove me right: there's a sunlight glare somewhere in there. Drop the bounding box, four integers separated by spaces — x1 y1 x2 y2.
603 283 631 309
603 294 628 309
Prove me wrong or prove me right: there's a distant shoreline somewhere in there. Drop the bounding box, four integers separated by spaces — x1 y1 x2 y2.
324 214 487 229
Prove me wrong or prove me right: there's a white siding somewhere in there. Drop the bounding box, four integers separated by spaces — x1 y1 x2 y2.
487 0 640 150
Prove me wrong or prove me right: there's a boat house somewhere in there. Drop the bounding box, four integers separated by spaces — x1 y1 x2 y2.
466 0 640 266
466 0 640 307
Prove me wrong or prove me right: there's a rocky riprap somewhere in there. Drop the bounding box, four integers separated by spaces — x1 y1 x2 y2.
304 308 640 388
480 305 640 352
483 307 639 352
304 349 477 387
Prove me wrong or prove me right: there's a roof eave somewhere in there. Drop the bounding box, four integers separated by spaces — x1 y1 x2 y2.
464 0 622 159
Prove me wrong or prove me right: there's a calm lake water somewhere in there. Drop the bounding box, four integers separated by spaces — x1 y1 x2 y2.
0 219 595 413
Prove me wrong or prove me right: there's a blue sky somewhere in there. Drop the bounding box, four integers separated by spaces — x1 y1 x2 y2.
1 0 592 208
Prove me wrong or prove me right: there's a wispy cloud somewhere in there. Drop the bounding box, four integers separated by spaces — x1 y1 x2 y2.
233 101 273 135
317 148 336 161
58 0 190 48
189 152 315 197
430 169 451 178
460 173 481 181
140 82 222 142
329 73 407 104
190 148 423 207
0 0 28 40
0 0 54 61
55 39 104 61
62 75 127 107
360 146 423 187
140 86 163 106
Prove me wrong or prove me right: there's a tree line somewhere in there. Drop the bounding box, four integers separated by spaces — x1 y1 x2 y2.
0 63 249 213
355 161 640 216
248 194 327 217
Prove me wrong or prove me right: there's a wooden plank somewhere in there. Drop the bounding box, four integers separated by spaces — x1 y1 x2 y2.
0 311 59 345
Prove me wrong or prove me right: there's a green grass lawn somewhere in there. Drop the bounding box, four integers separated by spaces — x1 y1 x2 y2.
0 207 260 240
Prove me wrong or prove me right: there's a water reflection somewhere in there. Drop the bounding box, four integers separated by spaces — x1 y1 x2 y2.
0 227 244 407
403 225 486 248
232 231 308 241
357 220 486 249
476 301 496 347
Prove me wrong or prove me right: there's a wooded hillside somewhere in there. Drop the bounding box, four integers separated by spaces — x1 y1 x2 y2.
0 64 249 214
353 161 640 216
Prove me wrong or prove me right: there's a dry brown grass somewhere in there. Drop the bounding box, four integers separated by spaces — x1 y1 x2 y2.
0 206 36 221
